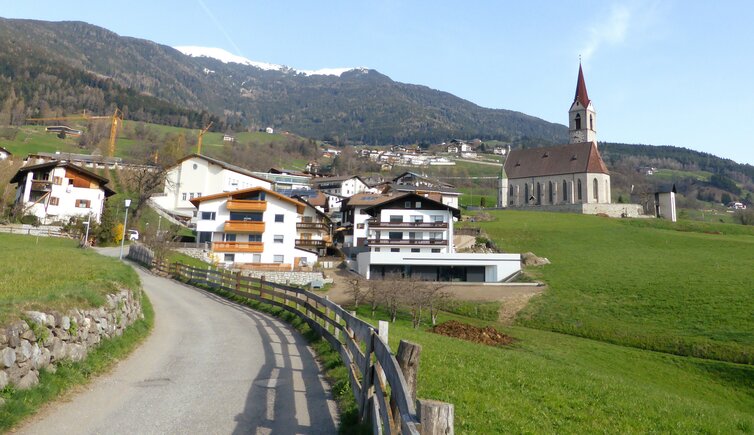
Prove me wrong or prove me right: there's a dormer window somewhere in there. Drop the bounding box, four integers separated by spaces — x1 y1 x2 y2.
543 152 549 158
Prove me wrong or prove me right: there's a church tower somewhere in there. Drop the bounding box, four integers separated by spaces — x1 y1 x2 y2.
568 64 596 143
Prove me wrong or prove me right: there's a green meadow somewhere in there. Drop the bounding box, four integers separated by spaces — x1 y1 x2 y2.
0 234 139 324
372 309 754 434
475 210 754 364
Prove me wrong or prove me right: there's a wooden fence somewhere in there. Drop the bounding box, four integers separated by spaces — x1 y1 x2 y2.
127 244 453 434
0 225 66 238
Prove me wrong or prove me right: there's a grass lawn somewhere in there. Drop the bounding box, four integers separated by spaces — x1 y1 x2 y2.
475 210 754 363
371 309 754 433
0 234 140 324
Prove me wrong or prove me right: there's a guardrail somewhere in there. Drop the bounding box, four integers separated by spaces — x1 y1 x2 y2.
127 244 453 434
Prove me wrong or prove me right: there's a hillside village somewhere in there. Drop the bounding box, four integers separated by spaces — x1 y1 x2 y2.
0 65 738 287
1 21 753 432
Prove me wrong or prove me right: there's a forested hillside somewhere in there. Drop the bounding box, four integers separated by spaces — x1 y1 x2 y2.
0 17 566 146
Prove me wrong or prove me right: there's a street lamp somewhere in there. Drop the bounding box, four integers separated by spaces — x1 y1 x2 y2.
119 199 131 260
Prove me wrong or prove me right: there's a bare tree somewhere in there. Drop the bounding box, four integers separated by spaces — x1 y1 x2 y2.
120 165 169 222
344 276 366 308
425 283 452 326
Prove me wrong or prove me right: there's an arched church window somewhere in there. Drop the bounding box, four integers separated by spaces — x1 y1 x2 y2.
548 181 554 204
536 183 542 205
575 113 581 130
577 179 582 201
563 180 568 201
593 178 599 200
524 183 529 204
590 114 594 130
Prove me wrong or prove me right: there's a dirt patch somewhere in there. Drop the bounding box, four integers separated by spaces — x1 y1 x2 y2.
497 293 538 325
431 320 515 347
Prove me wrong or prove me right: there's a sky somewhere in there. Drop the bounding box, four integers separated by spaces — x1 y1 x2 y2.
3 1 754 165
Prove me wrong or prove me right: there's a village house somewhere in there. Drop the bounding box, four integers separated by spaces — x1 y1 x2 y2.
384 172 460 208
23 151 123 169
10 161 115 224
190 186 318 268
150 154 272 221
0 146 12 161
351 193 520 282
292 195 333 256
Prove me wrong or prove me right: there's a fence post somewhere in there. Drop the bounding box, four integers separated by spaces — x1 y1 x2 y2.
417 399 454 435
235 271 242 293
334 310 341 340
392 340 422 431
324 296 332 333
359 330 375 423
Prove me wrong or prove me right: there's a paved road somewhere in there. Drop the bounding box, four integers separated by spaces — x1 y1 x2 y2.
18 247 338 434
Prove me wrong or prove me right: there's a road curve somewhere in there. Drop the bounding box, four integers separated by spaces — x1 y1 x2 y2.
18 248 338 434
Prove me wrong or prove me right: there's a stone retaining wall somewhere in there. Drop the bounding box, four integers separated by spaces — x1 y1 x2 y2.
0 289 143 391
241 270 334 287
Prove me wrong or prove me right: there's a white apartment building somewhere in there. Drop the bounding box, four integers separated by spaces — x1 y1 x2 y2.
10 161 115 224
190 187 318 268
350 193 521 282
151 154 271 219
362 193 458 255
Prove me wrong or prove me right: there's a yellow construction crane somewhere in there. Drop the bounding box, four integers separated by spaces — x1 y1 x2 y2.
27 108 123 157
196 121 213 154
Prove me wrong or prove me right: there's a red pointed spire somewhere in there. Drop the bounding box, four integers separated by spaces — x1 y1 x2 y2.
574 63 591 107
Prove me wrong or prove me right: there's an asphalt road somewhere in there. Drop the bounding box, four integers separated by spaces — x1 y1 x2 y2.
17 247 338 434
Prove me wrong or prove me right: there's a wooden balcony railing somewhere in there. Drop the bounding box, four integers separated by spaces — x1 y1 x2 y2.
212 241 264 253
295 239 328 249
367 238 447 246
224 220 265 233
296 222 330 232
367 219 448 228
31 180 53 192
227 199 267 212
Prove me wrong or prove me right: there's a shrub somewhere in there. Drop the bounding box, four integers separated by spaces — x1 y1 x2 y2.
20 214 40 226
734 209 754 226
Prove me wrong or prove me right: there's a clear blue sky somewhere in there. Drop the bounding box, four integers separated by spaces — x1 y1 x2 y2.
4 1 754 165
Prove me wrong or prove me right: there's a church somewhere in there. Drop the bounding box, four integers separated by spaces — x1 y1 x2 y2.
499 65 643 217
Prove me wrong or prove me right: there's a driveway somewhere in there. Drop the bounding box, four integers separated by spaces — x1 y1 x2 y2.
17 247 338 434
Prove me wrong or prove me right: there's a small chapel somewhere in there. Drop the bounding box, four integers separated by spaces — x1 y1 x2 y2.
498 65 642 217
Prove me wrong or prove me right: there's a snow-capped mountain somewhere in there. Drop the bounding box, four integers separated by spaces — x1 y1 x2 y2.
174 46 365 77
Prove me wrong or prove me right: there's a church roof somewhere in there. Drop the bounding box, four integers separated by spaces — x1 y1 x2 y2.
574 64 591 107
504 142 609 179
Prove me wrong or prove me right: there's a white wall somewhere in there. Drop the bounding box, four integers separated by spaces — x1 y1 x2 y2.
366 208 453 254
152 157 271 217
194 194 315 267
357 251 521 282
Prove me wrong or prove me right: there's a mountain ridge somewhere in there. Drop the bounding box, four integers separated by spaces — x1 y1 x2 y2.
0 17 567 146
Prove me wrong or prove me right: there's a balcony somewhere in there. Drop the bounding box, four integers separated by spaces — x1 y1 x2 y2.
295 239 328 249
227 199 267 212
224 220 265 233
296 222 330 232
367 219 448 229
367 238 447 246
31 180 53 192
212 241 264 253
